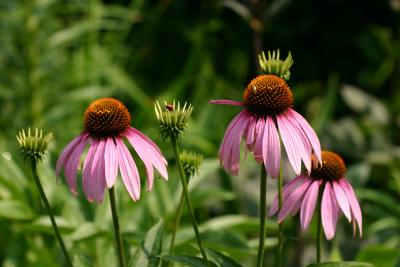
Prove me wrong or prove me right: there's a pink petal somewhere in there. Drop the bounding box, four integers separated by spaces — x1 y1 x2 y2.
287 109 322 163
64 134 88 195
340 178 362 237
300 180 320 231
105 138 118 188
269 175 306 216
263 117 281 178
56 134 83 177
278 178 312 223
126 127 168 181
253 118 265 163
245 115 257 146
90 140 107 203
277 114 307 175
284 114 312 173
219 110 250 175
332 180 351 222
208 100 244 106
82 140 97 202
127 127 165 160
116 139 141 201
321 182 339 240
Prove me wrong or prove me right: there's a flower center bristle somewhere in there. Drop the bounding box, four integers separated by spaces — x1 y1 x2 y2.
243 75 293 116
311 151 346 181
84 98 131 138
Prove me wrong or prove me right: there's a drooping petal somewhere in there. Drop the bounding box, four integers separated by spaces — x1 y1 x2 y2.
56 133 84 177
116 139 141 201
321 182 339 240
219 110 250 175
104 138 118 188
269 175 306 216
245 115 257 146
90 140 107 203
64 134 89 195
262 116 281 178
278 178 312 223
277 114 307 175
300 180 320 231
126 128 165 191
126 127 168 181
253 118 265 163
283 114 312 173
340 178 362 237
209 100 244 106
332 180 351 222
287 109 322 163
82 140 97 202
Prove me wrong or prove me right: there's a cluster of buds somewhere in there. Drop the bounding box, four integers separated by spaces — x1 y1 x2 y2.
154 100 193 140
258 49 293 80
17 128 53 163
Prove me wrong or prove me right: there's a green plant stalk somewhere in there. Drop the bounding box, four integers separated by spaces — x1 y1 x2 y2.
276 167 284 267
170 137 208 262
316 186 324 263
169 185 185 255
109 187 126 267
30 162 73 267
256 164 267 267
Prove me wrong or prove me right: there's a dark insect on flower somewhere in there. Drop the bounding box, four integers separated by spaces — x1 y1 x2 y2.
166 104 174 111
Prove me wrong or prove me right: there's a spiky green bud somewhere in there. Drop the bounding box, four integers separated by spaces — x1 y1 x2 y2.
180 150 203 179
258 49 293 81
17 128 53 163
154 100 193 140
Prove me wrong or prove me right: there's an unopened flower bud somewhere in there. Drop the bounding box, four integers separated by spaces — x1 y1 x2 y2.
258 49 293 80
17 128 53 163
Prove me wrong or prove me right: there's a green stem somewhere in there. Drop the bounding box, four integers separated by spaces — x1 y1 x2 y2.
276 168 284 267
169 189 185 255
30 162 73 267
170 137 208 262
109 187 126 267
316 186 324 263
256 164 267 267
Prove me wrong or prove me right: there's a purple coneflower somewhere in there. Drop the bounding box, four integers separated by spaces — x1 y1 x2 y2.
210 74 321 177
56 98 168 202
269 151 362 240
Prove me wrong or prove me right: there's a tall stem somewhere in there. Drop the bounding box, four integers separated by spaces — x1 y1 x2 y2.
30 162 73 267
276 167 284 267
316 186 324 263
169 191 185 254
256 164 267 267
170 137 208 262
109 187 126 267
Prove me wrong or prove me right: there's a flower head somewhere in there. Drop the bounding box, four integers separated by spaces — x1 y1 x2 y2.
269 151 362 240
154 100 193 140
180 150 203 179
17 128 53 163
56 98 168 202
209 51 321 178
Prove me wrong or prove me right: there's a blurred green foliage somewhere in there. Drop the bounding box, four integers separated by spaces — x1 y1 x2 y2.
0 0 400 266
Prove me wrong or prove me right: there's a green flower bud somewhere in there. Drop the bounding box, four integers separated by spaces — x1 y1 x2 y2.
17 128 53 163
154 100 193 140
258 49 293 81
180 150 203 179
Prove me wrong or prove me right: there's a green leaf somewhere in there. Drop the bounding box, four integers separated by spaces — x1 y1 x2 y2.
162 255 217 267
206 248 242 267
0 200 35 220
130 219 164 267
306 262 373 267
356 245 399 267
